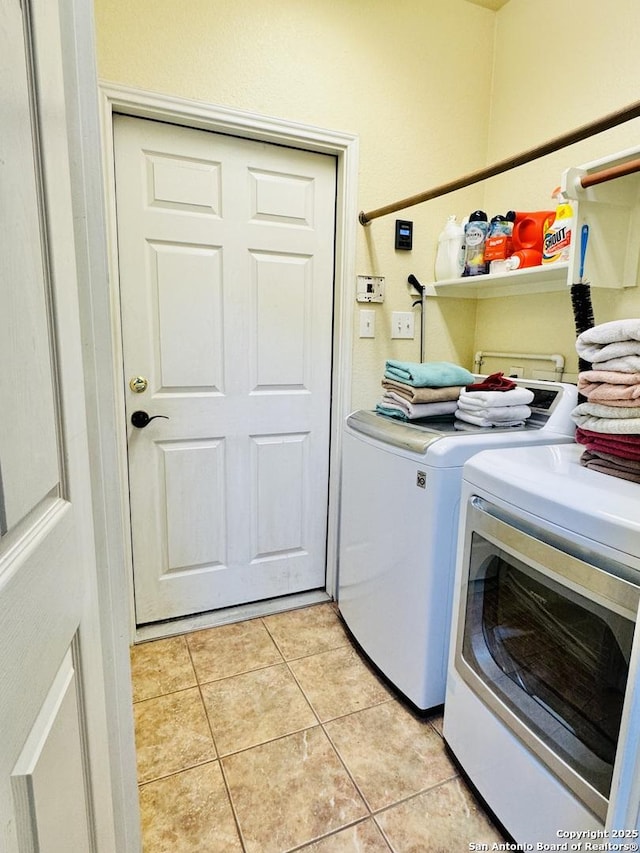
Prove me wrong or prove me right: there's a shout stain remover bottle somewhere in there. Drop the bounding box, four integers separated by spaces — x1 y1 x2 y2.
542 190 573 264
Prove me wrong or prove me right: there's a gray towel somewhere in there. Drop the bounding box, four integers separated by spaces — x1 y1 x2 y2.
571 401 640 434
576 319 640 363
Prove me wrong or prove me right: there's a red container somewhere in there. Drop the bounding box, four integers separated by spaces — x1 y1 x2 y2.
512 211 555 253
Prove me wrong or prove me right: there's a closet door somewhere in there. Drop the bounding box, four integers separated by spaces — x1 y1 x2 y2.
0 1 116 849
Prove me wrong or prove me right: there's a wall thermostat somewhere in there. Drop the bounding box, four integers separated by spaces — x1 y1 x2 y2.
395 219 413 250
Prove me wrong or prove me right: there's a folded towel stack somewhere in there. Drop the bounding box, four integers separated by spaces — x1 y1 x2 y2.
572 319 640 483
375 360 474 422
455 385 534 429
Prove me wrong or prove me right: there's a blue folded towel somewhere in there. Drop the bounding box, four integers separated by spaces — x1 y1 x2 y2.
375 404 409 421
384 360 474 388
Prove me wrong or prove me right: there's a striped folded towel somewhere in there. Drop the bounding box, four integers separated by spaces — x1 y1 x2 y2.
381 379 464 403
376 397 458 421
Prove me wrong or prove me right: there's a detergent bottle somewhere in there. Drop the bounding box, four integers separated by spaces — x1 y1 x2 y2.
462 210 489 276
542 189 574 264
484 212 515 266
434 215 465 280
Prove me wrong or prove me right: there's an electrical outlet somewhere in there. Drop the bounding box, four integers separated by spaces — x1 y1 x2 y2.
391 311 414 339
508 365 524 378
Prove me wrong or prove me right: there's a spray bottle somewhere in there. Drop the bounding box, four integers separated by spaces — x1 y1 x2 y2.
542 188 574 264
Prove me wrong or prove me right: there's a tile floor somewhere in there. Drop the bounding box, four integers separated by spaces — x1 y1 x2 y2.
130 602 506 852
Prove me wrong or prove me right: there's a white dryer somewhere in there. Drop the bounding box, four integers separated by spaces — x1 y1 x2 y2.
337 379 577 712
444 442 640 842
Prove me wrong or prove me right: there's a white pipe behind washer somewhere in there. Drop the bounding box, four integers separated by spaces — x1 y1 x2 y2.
473 350 565 376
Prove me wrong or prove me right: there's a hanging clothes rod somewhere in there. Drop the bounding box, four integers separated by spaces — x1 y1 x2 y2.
358 99 640 225
580 157 640 189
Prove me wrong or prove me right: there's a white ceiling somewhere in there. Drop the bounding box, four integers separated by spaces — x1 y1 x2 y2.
464 0 511 10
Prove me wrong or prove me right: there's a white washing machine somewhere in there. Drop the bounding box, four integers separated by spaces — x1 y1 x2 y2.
444 443 640 843
337 379 577 713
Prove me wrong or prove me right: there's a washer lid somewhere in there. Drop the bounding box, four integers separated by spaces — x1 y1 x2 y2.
463 443 640 558
345 409 543 456
345 410 445 453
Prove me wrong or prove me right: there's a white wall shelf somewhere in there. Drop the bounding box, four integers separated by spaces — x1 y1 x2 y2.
424 263 569 299
425 146 640 299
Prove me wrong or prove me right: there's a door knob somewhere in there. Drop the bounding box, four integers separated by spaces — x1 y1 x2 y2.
129 376 148 393
131 410 169 429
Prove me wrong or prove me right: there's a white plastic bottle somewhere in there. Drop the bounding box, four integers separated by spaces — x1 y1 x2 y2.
434 215 465 281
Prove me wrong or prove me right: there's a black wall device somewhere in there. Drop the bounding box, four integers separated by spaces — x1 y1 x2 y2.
395 219 413 250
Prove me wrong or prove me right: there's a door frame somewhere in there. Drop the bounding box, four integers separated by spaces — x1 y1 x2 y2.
98 82 359 641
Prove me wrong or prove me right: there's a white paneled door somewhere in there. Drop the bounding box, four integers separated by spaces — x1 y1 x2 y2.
114 116 337 624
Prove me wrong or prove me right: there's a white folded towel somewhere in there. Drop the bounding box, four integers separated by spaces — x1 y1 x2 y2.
455 409 525 428
456 402 532 422
586 355 640 373
576 319 640 364
577 319 640 346
458 388 534 408
580 340 640 364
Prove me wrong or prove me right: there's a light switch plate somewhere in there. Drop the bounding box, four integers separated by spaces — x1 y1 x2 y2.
391 311 414 339
359 309 375 338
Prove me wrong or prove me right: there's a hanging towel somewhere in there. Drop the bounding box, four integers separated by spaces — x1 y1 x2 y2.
458 388 534 408
384 360 474 388
465 372 517 392
381 379 464 403
379 394 458 419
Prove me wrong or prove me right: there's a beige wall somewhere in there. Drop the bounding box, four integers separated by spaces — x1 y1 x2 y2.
94 0 640 407
94 0 494 408
476 0 640 381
